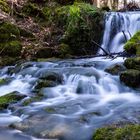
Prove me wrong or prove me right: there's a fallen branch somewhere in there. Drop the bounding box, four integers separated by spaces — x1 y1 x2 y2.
91 40 114 58
70 52 127 59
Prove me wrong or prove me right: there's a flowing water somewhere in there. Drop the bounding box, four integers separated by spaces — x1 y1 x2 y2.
100 11 140 54
0 12 140 140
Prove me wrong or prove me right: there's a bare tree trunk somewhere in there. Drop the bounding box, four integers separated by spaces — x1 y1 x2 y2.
123 0 127 8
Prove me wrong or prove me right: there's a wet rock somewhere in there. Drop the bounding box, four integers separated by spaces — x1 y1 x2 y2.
0 77 12 86
124 31 140 56
93 124 140 140
0 91 26 110
39 72 63 84
120 69 140 88
22 96 43 106
105 64 126 75
0 78 6 86
35 80 58 90
34 72 63 91
124 57 140 71
7 61 34 74
10 114 69 139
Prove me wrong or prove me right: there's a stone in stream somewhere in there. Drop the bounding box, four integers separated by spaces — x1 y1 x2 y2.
120 69 140 88
0 91 26 110
0 78 7 86
124 57 140 71
105 64 126 75
10 113 71 139
35 72 63 90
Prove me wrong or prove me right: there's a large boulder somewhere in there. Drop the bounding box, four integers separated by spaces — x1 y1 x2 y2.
120 69 140 88
35 72 63 90
105 64 126 75
124 57 140 71
124 31 140 56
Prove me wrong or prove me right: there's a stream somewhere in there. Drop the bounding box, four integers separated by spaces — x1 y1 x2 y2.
0 12 140 140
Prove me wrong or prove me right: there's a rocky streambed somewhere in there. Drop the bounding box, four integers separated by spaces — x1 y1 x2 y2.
0 57 140 140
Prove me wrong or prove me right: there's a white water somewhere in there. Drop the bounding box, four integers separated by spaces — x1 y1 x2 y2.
0 57 140 140
100 12 140 54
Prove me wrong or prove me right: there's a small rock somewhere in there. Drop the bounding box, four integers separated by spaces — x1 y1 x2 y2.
0 91 26 110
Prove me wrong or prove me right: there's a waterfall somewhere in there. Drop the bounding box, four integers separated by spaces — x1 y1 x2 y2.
100 12 140 54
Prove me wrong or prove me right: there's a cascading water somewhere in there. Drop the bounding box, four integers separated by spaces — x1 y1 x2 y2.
0 12 140 140
100 12 140 54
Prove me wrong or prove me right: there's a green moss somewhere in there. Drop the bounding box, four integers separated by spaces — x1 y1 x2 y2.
124 31 140 56
0 41 22 57
44 107 56 113
0 0 10 13
0 22 20 42
120 69 140 88
22 96 43 106
0 92 26 110
0 22 22 57
22 3 46 19
35 80 57 90
0 78 6 85
58 43 72 58
124 57 140 71
93 125 140 140
54 3 103 56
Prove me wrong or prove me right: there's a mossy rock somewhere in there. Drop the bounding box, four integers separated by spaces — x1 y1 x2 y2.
35 72 63 90
120 69 140 88
0 22 22 57
44 107 56 113
22 96 43 106
93 124 140 140
54 3 104 56
105 64 126 75
35 80 58 90
40 72 63 84
0 92 26 110
0 0 10 13
124 57 140 71
0 41 22 57
0 78 6 85
124 31 140 56
0 22 20 42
